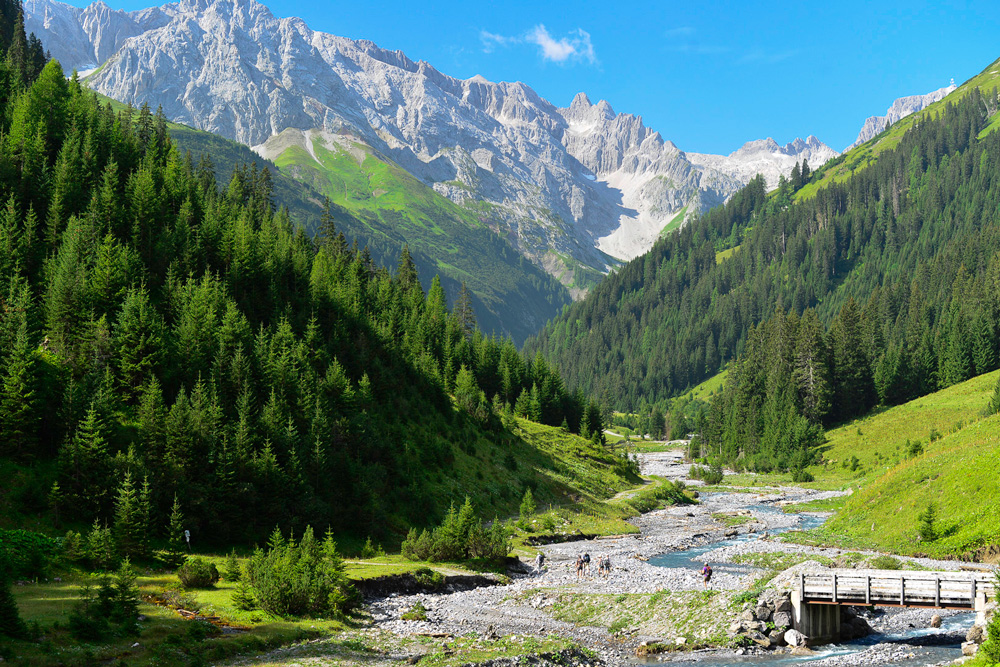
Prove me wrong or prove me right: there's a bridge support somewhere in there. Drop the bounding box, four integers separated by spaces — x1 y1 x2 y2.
977 592 989 626
791 589 841 645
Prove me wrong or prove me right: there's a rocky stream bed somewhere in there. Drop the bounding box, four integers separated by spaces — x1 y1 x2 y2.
316 452 992 667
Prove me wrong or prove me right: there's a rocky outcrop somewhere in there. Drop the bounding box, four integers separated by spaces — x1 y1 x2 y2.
847 83 957 150
729 590 797 648
26 0 838 284
687 136 838 191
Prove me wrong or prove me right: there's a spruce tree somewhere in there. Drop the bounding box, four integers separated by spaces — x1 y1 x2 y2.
167 494 185 554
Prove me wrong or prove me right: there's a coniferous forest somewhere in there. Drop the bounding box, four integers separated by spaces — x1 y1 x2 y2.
0 42 603 547
527 86 1000 472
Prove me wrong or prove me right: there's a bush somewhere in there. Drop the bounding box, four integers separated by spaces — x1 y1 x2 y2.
400 497 512 564
626 479 693 513
917 503 938 542
401 600 428 621
177 558 220 588
68 559 141 641
242 526 358 617
981 574 1000 662
689 464 724 485
790 467 814 483
0 529 61 579
868 555 902 570
0 553 26 639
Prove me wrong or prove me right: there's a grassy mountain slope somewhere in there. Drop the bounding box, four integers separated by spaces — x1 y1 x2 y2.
265 134 571 344
818 380 1000 559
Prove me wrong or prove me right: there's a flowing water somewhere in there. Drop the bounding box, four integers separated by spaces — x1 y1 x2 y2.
643 496 973 667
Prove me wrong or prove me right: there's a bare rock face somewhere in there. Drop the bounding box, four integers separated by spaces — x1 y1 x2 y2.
847 83 957 150
27 0 839 285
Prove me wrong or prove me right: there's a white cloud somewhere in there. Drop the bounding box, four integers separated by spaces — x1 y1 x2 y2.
480 25 597 65
480 30 517 54
526 24 596 64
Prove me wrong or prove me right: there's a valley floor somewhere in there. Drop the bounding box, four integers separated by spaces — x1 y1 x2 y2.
230 451 987 667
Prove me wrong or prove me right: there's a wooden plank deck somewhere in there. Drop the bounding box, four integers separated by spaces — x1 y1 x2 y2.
798 570 995 609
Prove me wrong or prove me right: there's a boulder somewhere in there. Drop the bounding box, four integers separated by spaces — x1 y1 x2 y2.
741 609 757 622
729 621 743 635
967 624 984 643
784 629 807 647
962 641 979 657
772 611 792 629
755 605 773 622
790 646 815 656
775 598 793 614
930 614 942 628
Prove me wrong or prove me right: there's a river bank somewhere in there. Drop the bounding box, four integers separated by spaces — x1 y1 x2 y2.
362 450 987 667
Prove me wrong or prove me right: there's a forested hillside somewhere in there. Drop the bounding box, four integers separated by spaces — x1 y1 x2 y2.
0 47 609 546
526 61 1000 438
167 124 571 345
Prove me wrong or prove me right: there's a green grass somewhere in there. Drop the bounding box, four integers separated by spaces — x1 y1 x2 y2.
675 368 729 404
810 369 999 488
715 245 740 264
659 206 689 237
711 512 756 527
818 412 1000 558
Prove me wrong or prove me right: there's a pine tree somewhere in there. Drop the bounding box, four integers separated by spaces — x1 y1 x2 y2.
113 472 145 559
988 374 1000 416
0 551 25 638
453 281 476 340
0 322 39 459
167 494 185 554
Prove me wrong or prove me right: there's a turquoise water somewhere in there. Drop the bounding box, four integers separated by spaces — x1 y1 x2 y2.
644 497 972 666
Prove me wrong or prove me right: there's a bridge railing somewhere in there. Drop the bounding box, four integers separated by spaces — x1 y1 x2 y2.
799 570 995 608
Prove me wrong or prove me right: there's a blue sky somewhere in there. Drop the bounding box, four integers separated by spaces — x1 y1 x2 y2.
62 0 999 154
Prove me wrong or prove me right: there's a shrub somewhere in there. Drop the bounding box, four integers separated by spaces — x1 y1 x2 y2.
242 526 358 617
917 503 938 542
689 464 724 485
400 497 512 564
869 555 902 570
412 568 444 591
0 529 61 579
0 553 26 639
177 557 220 588
981 574 1000 662
790 467 814 483
68 559 141 641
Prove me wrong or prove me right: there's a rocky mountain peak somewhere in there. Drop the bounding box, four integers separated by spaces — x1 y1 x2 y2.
847 83 957 150
27 0 842 284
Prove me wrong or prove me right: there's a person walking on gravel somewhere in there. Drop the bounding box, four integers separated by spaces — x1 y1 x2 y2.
575 555 583 579
701 562 713 588
535 552 545 574
583 552 591 577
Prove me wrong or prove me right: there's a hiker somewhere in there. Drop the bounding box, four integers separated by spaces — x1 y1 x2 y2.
701 562 713 588
575 555 583 579
603 554 612 578
535 552 545 574
582 552 591 576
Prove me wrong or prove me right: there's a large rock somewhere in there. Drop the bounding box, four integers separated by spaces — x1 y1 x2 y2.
784 629 807 647
755 605 773 622
963 641 979 657
930 614 942 628
967 624 984 643
772 611 792 629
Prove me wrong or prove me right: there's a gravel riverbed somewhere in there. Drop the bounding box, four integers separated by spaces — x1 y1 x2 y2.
368 451 983 667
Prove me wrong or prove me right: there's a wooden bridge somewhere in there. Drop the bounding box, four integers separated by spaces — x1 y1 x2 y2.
792 569 996 644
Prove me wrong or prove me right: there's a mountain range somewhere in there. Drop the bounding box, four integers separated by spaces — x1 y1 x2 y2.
24 0 954 313
24 0 837 285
